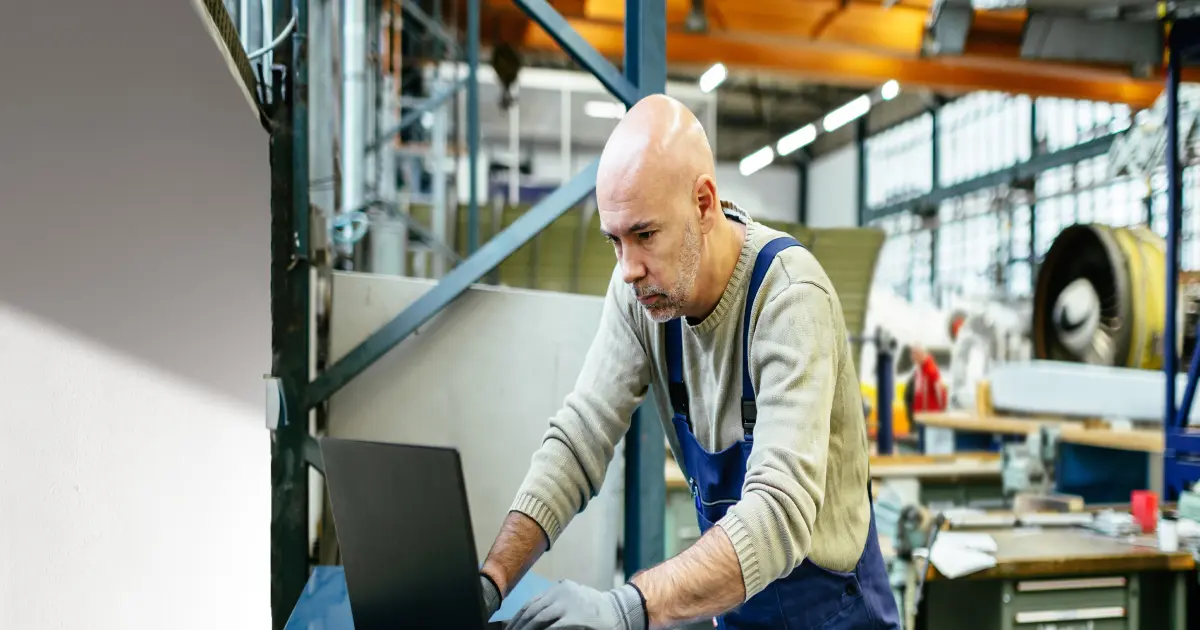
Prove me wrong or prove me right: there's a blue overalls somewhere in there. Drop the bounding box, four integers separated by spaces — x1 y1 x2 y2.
664 236 901 630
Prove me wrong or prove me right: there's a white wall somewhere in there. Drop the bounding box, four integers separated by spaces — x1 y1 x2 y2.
0 2 271 628
807 143 860 228
327 274 622 590
714 163 801 223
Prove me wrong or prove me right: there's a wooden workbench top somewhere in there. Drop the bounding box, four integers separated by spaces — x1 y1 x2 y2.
913 412 1164 453
927 527 1195 582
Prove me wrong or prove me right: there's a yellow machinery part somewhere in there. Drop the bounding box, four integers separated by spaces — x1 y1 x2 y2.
1034 223 1166 370
861 381 911 438
1112 224 1166 369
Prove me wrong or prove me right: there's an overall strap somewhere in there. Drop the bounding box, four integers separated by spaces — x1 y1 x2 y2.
665 317 689 425
741 236 802 439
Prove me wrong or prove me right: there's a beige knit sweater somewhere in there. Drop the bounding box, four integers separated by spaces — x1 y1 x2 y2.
509 204 872 600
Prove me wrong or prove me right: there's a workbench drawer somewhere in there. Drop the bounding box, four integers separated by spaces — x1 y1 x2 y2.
1003 576 1134 630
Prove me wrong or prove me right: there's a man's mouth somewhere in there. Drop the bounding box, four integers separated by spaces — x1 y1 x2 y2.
637 294 662 306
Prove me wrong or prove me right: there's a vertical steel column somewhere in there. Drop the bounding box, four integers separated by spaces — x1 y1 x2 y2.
875 330 895 456
623 0 667 579
1162 20 1200 500
560 86 572 183
1165 25 1182 457
270 0 311 626
857 117 869 226
929 108 941 303
509 95 520 205
797 158 809 224
1029 100 1038 291
467 0 481 254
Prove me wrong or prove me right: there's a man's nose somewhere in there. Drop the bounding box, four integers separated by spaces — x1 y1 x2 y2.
620 248 646 285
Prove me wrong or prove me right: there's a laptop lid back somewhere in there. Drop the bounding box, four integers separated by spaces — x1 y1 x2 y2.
320 437 485 630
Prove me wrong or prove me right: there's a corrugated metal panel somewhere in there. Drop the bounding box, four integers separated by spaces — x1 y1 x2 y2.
808 227 887 340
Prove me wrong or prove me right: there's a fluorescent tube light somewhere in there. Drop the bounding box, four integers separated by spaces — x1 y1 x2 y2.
777 124 817 156
699 63 727 93
739 146 774 177
823 95 871 132
881 80 900 101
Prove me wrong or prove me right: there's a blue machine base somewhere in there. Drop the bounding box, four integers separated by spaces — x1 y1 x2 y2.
1056 443 1149 504
284 565 555 629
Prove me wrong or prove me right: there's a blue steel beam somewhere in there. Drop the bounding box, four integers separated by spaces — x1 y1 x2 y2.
514 0 640 107
305 161 601 409
621 0 667 579
468 0 480 253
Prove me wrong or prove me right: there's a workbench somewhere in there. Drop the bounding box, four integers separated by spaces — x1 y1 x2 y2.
913 412 1163 504
918 526 1195 630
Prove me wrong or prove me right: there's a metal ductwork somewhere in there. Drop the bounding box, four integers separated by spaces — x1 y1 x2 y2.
1032 223 1165 369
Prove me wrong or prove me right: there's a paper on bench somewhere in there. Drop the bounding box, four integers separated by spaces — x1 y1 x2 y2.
928 532 997 579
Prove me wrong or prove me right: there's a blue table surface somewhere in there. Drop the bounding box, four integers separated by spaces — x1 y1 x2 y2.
285 565 554 629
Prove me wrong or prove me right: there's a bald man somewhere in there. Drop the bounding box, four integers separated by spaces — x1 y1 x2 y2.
477 95 899 630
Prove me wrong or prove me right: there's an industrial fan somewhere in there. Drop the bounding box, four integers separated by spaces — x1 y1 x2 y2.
1032 223 1165 370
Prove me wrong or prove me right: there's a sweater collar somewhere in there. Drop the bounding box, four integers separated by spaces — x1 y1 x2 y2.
684 202 757 336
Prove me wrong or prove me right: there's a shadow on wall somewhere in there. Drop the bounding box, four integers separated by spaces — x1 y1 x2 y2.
0 0 272 409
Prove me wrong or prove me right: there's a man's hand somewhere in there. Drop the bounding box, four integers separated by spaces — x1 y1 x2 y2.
508 580 647 630
480 573 503 621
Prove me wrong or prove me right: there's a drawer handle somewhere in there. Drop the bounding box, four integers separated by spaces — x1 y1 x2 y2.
1014 606 1126 624
1016 577 1127 592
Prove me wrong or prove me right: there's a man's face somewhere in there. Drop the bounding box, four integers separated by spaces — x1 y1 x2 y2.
599 198 702 323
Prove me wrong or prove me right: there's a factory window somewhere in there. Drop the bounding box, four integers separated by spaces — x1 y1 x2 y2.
865 113 933 209
870 211 924 299
1034 98 1131 153
938 92 1032 187
935 190 1014 304
909 228 934 304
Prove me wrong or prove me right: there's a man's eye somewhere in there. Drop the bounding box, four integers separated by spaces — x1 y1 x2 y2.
637 231 655 241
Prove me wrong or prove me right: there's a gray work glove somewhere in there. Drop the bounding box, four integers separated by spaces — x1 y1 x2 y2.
480 573 503 621
508 579 647 630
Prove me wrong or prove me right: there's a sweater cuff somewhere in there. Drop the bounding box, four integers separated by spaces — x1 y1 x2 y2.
715 513 765 599
511 493 564 546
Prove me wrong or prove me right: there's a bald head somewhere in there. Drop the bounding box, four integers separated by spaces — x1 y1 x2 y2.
596 94 714 204
595 95 735 323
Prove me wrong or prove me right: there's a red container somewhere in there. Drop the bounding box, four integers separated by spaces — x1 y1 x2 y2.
1131 490 1159 534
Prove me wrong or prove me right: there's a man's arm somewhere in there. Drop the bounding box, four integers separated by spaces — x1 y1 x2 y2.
481 511 549 597
629 524 745 629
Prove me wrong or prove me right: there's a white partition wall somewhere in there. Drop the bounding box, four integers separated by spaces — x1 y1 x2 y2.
327 273 623 589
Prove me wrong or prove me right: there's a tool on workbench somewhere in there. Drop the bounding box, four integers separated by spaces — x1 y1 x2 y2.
911 511 946 613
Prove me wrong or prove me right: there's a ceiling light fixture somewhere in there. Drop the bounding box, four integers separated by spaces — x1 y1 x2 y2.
880 80 900 101
739 146 775 177
823 95 871 132
699 63 727 93
776 124 817 156
584 100 626 120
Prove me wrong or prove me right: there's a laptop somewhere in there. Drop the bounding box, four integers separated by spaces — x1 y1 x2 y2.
320 437 507 630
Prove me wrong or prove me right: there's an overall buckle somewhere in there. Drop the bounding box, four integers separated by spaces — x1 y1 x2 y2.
741 400 757 436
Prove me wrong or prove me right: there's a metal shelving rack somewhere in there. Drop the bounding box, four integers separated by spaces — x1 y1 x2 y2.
265 0 669 626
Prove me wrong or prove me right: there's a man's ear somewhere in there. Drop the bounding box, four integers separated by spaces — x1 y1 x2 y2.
694 175 719 233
